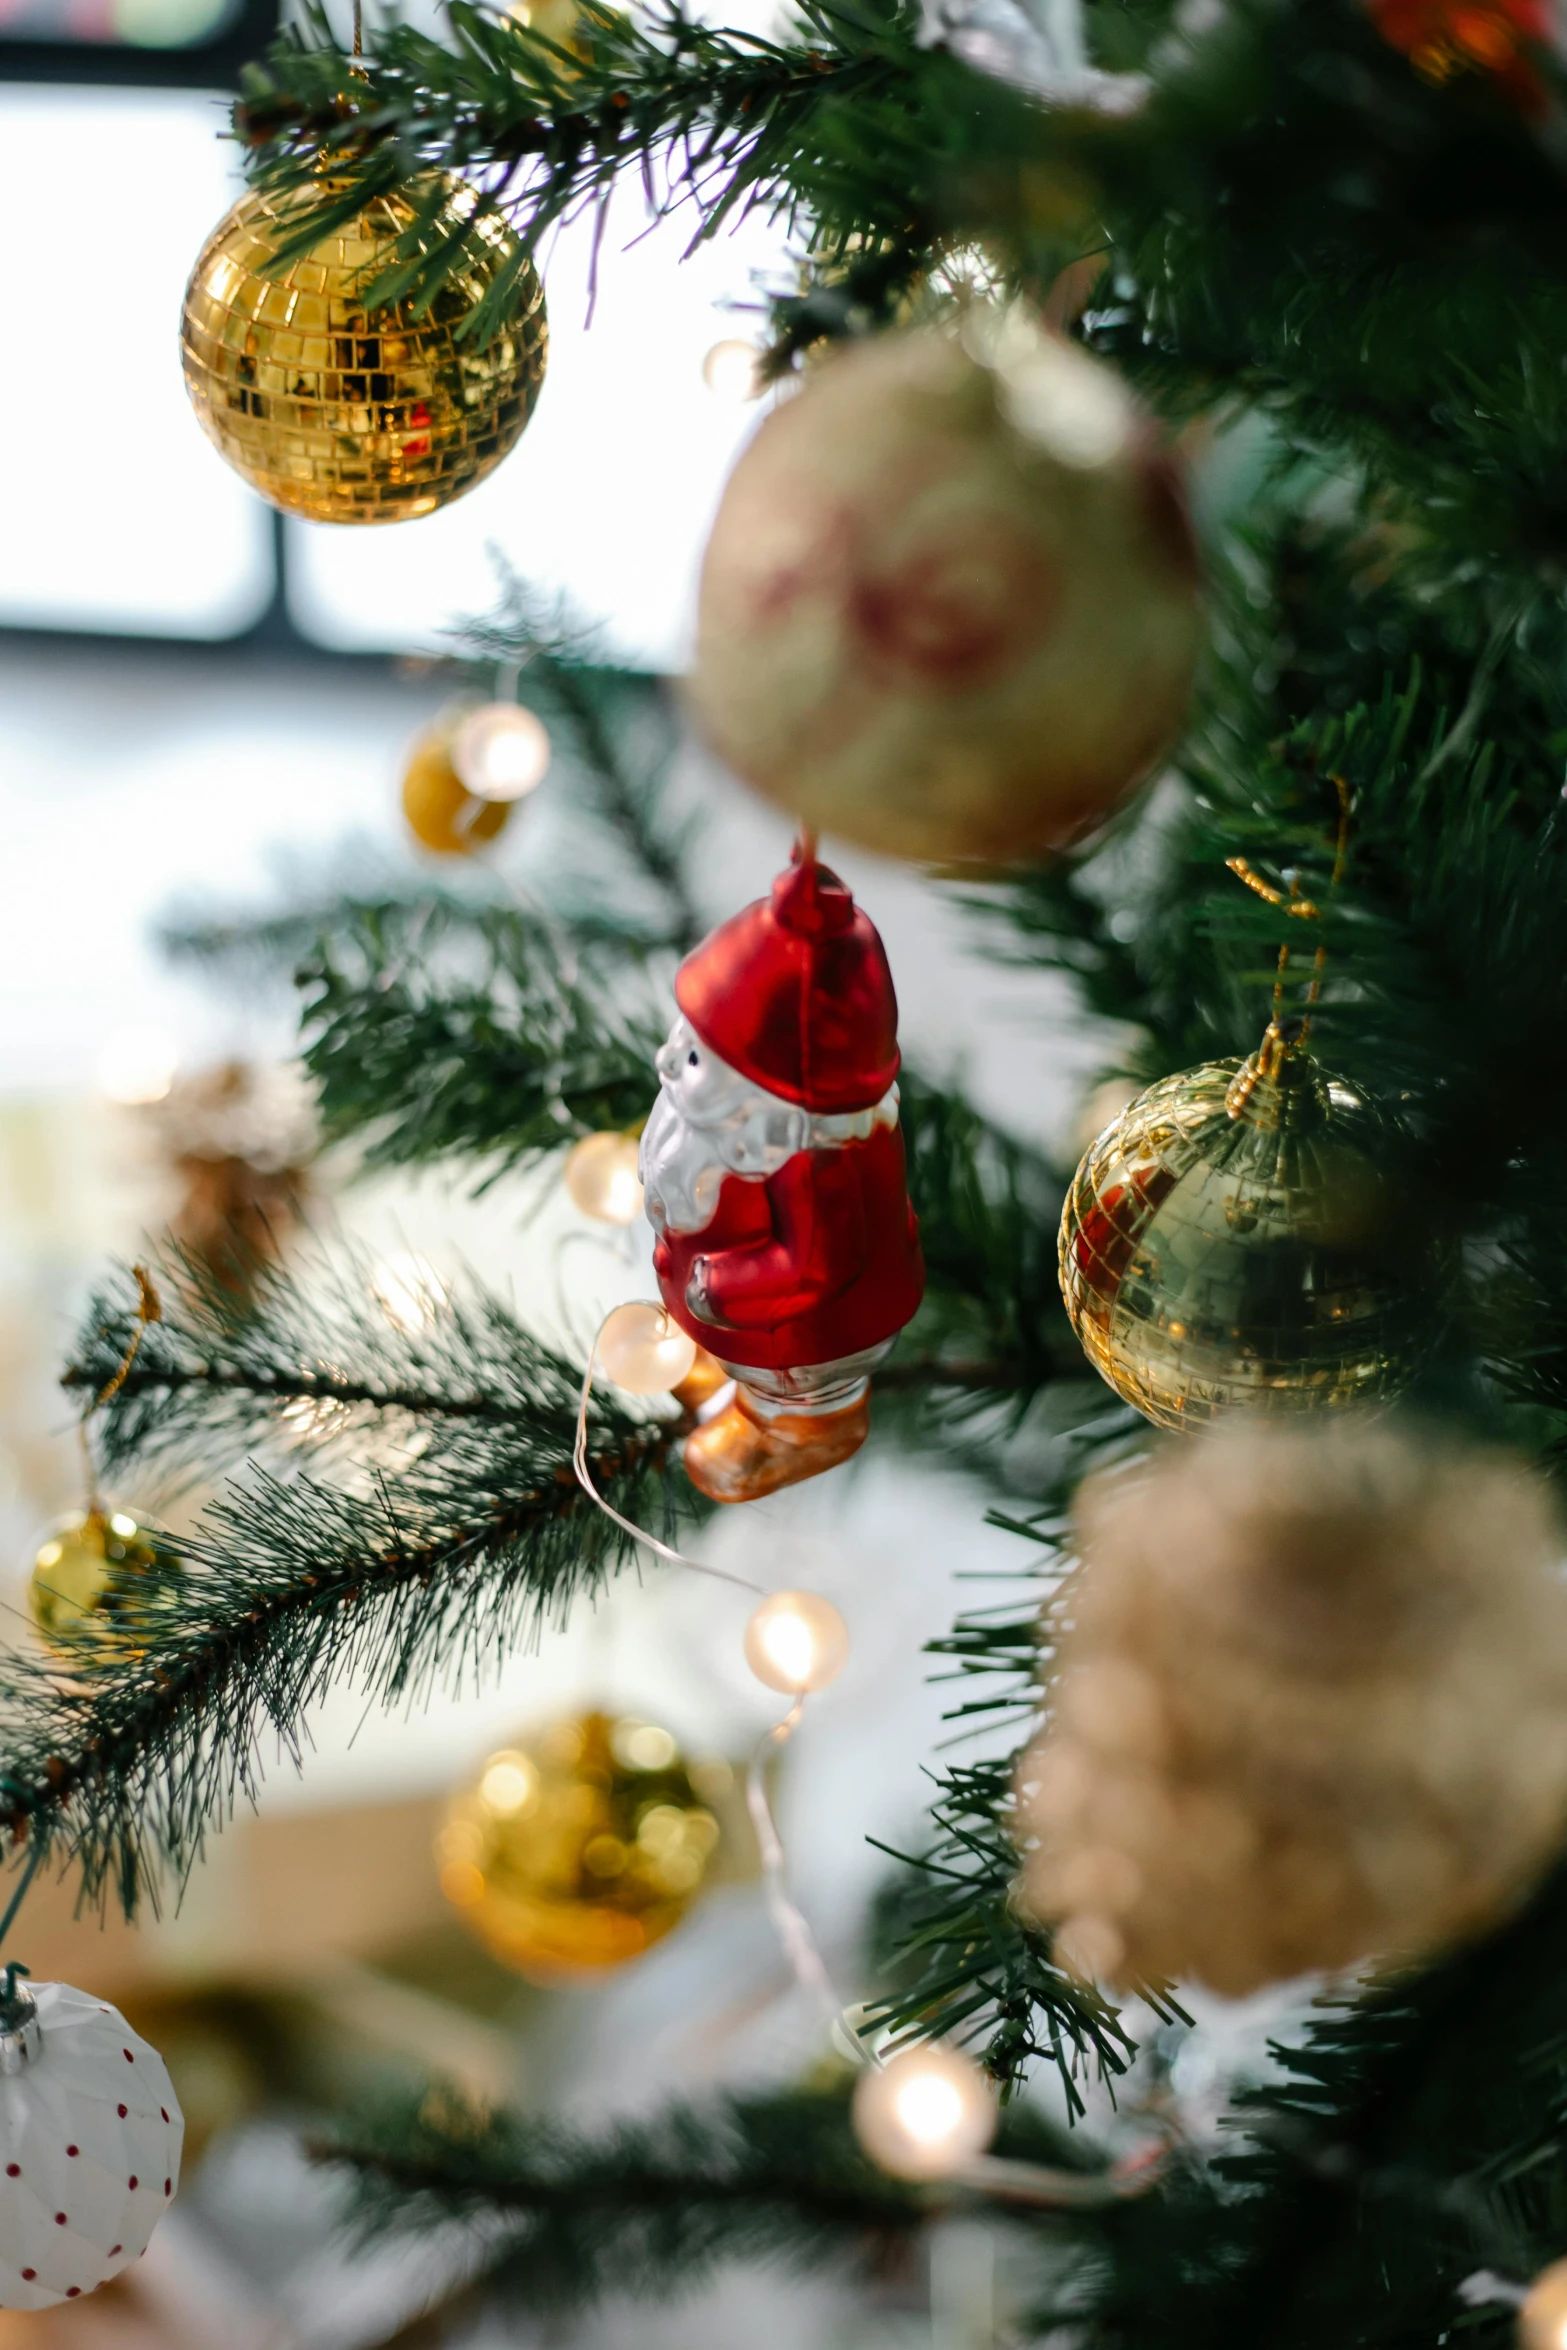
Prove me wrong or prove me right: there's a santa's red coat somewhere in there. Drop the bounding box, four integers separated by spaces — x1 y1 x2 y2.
653 1124 924 1372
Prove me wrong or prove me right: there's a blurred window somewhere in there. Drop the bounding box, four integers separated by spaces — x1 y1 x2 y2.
0 86 275 638
0 0 246 47
0 26 785 667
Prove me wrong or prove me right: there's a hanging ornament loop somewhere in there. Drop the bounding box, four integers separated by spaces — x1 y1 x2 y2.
76 1267 161 1516
1224 771 1352 1052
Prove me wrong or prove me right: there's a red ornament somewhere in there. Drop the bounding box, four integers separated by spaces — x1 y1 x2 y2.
1368 0 1552 110
641 851 924 1503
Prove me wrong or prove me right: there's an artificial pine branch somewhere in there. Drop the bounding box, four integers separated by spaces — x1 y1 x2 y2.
14 1256 687 1911
317 2074 1105 2320
295 900 664 1175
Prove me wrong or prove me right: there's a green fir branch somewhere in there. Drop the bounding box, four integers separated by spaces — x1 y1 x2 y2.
7 1257 688 1913
317 2074 1101 2321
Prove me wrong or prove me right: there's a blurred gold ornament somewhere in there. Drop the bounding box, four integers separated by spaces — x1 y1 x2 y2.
687 316 1201 864
437 1711 721 1979
1521 2261 1567 2350
1058 1025 1435 1430
402 719 513 856
29 1509 179 1661
563 1131 644 1223
1017 1421 1567 1997
181 177 547 525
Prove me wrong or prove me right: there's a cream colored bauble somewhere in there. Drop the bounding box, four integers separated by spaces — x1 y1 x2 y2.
1017 1422 1567 1998
686 318 1202 864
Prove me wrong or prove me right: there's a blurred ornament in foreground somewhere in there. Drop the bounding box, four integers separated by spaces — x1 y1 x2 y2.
1017 1421 1567 1996
451 702 552 802
437 1711 721 1979
0 1976 183 2309
1059 1025 1436 1430
29 1511 180 1663
564 1132 644 1224
149 1060 317 1299
852 2044 996 2180
1520 2259 1567 2349
1369 0 1551 112
181 176 547 525
402 715 514 856
687 316 1201 864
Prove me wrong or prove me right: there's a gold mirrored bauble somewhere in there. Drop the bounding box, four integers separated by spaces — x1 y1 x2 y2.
181 177 548 524
437 1711 722 1980
29 1510 179 1661
1059 1028 1436 1430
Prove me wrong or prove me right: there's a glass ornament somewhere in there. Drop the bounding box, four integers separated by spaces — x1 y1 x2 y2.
1058 1026 1437 1430
181 177 547 525
0 1978 183 2310
851 2044 996 2181
564 1133 644 1224
29 1512 179 1663
744 1591 850 1694
597 1303 696 1394
436 1710 721 1979
451 703 552 802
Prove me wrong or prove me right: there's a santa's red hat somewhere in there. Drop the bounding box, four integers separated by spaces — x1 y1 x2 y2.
675 854 900 1114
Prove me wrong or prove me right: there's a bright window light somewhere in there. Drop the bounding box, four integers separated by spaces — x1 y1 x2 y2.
0 87 272 638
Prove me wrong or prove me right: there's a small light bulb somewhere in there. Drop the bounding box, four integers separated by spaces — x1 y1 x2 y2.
744 1591 850 1695
564 1132 645 1225
597 1302 697 1395
451 703 552 803
852 2044 996 2182
703 339 762 402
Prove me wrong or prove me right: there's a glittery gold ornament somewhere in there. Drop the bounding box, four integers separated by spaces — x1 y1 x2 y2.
436 1711 721 1980
687 317 1201 864
402 720 513 856
181 178 547 525
29 1510 179 1661
1059 1025 1435 1430
1018 1421 1567 1996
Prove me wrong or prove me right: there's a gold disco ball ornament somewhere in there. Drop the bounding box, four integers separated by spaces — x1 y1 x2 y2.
437 1711 721 1980
181 176 548 524
1059 1026 1436 1430
29 1509 179 1662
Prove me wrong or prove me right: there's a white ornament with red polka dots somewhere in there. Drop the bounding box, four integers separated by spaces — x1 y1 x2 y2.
0 1981 182 2309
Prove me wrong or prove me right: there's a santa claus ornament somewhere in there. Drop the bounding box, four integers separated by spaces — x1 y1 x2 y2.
0 1968 183 2308
639 850 924 1502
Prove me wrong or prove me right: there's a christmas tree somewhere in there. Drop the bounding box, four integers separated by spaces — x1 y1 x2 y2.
14 0 1567 2338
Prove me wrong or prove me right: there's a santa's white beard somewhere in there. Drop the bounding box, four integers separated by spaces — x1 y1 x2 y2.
639 1023 898 1238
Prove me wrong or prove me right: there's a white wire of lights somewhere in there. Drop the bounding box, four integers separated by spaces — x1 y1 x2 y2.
572 1302 1172 2204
